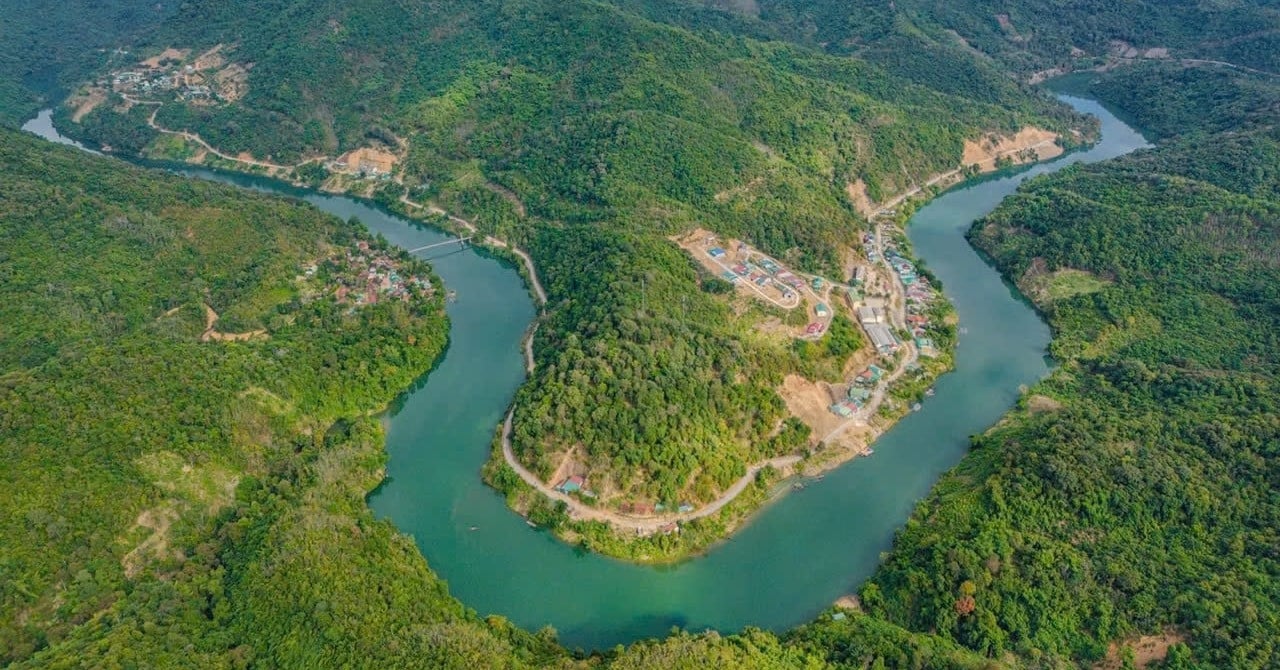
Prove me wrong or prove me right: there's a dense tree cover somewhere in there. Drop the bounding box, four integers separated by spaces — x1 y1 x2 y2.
0 1 169 124
0 129 449 664
1082 63 1280 142
510 226 805 505
852 71 1280 667
58 0 1095 512
733 0 1280 75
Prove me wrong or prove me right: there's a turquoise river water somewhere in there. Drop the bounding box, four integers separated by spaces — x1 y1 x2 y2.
24 91 1148 650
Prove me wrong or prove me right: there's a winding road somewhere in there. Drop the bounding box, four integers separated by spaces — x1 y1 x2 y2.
499 409 802 532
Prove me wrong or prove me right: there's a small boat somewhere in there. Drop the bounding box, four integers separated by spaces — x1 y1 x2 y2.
925 387 935 397
526 520 537 528
792 482 806 491
864 449 875 456
912 403 922 412
469 526 478 531
447 290 458 302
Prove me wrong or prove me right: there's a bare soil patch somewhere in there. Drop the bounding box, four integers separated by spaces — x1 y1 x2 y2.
121 506 180 578
845 179 876 219
336 146 398 174
1027 394 1063 414
69 87 107 122
199 303 268 342
141 48 190 69
963 127 1063 171
193 44 226 71
213 63 249 102
779 374 843 442
1095 631 1185 669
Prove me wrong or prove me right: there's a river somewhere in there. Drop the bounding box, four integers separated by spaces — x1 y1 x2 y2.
22 91 1148 650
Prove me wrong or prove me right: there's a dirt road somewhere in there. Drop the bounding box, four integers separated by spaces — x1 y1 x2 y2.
500 409 800 532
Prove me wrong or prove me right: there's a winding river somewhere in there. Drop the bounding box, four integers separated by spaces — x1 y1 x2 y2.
23 89 1148 650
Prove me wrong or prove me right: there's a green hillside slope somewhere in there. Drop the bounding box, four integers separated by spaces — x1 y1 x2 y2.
0 128 449 664
57 0 1088 525
0 1 169 124
857 66 1280 668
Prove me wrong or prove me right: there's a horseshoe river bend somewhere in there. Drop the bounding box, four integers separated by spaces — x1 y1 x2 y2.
23 88 1148 650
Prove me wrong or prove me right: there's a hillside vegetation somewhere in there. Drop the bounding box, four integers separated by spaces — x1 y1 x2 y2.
854 66 1280 668
0 128 449 664
60 0 1089 514
0 1 168 124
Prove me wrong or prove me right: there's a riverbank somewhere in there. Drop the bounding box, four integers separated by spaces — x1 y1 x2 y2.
26 93 1153 649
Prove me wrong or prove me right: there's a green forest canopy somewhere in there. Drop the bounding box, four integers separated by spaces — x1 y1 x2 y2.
61 0 1092 507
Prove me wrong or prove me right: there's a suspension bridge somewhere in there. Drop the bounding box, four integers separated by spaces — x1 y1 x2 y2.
407 236 472 254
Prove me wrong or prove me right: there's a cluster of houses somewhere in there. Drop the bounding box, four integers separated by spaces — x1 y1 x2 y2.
111 67 214 101
709 245 801 300
829 364 887 417
882 238 941 358
305 240 433 308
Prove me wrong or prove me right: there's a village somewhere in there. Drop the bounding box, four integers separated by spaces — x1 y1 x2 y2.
301 239 434 308
105 45 248 104
524 224 952 536
677 226 944 425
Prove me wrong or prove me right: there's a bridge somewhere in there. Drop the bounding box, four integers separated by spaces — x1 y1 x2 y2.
407 236 472 253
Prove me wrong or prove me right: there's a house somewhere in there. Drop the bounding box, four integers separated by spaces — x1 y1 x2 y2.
858 306 886 325
853 266 867 283
556 475 585 493
721 270 739 282
805 322 825 335
815 303 830 318
866 323 899 353
848 387 871 402
678 502 694 513
707 247 726 258
829 403 855 418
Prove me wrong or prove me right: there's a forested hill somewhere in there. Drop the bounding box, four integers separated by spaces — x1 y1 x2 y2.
852 65 1280 667
0 1 169 124
0 127 447 664
726 0 1280 76
2 113 998 669
54 0 1095 513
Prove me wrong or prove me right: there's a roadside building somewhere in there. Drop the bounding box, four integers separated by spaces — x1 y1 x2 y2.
866 323 899 353
556 475 585 493
858 306 886 325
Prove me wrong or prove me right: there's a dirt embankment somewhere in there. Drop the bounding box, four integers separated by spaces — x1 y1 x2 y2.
962 127 1063 170
335 146 398 174
199 304 267 342
69 88 107 122
845 179 877 220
